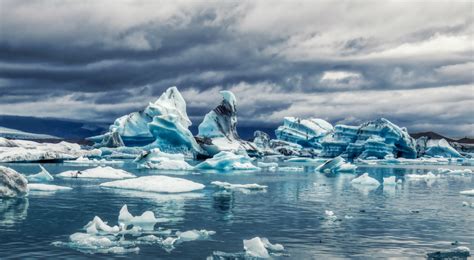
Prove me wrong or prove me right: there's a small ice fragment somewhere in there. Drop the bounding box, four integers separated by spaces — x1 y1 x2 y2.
244 237 270 258
176 229 216 242
351 173 380 186
84 216 120 234
27 165 54 182
260 237 284 252
211 181 267 192
383 176 396 186
460 189 474 196
117 204 157 230
344 215 353 219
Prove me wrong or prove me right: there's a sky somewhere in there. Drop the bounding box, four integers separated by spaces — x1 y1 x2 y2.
0 0 473 137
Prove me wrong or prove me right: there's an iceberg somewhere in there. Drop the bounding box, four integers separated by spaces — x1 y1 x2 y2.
417 137 462 158
195 151 260 171
351 173 380 186
100 175 205 193
196 91 259 156
27 165 54 182
84 216 120 234
134 148 193 170
275 117 333 148
0 166 29 197
211 181 267 192
63 156 123 166
315 156 357 174
320 118 417 159
118 205 158 231
28 183 71 191
269 139 318 157
57 166 135 179
243 237 284 258
96 130 124 148
176 229 216 242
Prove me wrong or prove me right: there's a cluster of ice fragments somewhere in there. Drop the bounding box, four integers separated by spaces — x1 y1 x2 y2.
53 204 215 254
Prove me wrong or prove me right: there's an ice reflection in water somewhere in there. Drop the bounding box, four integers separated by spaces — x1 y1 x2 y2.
0 198 28 228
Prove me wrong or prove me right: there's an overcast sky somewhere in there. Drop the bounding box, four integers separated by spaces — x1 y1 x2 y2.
0 1 473 137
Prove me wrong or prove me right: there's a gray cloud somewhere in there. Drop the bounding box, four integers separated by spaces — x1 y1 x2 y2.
0 0 472 137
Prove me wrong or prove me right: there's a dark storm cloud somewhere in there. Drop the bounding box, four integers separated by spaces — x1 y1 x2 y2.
0 0 472 136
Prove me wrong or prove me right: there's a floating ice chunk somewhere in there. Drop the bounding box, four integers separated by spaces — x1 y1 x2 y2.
211 181 267 193
427 246 471 259
383 176 397 186
117 205 158 231
406 172 439 180
56 232 139 254
64 157 123 166
136 235 162 244
461 201 474 207
27 165 54 182
28 183 72 191
344 215 354 219
134 149 193 170
243 237 284 258
460 189 474 196
57 166 135 179
278 166 305 172
316 156 356 174
195 151 260 171
84 216 120 234
351 173 380 186
325 210 337 221
257 162 278 168
70 232 114 248
438 168 473 175
176 229 216 242
0 166 28 198
418 138 462 158
100 176 204 193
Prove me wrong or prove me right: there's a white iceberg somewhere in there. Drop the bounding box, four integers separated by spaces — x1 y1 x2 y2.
196 91 258 156
100 175 204 193
134 148 193 170
57 166 135 179
28 183 72 191
243 237 284 258
417 137 462 158
0 166 28 197
460 189 474 196
26 165 54 182
351 173 380 186
118 205 158 231
211 181 267 192
316 156 357 174
195 151 260 171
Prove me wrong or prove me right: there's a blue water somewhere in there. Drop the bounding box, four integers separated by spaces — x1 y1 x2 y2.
1 162 473 259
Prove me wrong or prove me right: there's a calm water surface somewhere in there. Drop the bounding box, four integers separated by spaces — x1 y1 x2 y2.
1 162 473 259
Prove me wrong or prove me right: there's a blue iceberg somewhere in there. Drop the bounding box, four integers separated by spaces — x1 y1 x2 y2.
275 117 333 149
416 137 462 158
316 156 357 174
195 151 260 171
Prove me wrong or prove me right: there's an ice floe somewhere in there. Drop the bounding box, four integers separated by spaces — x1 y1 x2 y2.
195 151 260 171
84 216 120 234
406 172 439 181
28 183 71 191
0 166 28 198
26 165 54 182
351 173 380 186
100 175 204 193
118 205 158 231
243 237 284 258
211 181 267 193
57 166 135 179
383 176 397 186
460 189 474 196
316 156 357 174
438 168 473 175
134 148 193 170
64 156 123 166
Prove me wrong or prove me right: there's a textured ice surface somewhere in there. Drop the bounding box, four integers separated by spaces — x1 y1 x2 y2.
211 181 267 193
438 168 472 175
27 165 54 182
100 176 205 193
118 205 158 231
321 118 416 159
0 166 28 198
417 137 462 158
195 151 260 171
316 156 357 174
406 172 439 181
57 166 135 179
176 229 216 242
84 216 120 234
383 176 397 186
243 237 284 258
64 157 123 166
275 117 333 148
197 91 258 156
134 149 193 170
351 173 380 186
28 184 71 191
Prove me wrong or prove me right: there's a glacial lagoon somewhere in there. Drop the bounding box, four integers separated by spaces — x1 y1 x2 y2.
1 161 473 259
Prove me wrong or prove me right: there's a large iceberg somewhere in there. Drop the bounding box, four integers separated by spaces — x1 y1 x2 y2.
320 118 417 159
100 176 205 193
88 87 202 155
0 166 29 198
196 91 259 156
195 151 260 171
134 148 193 170
0 138 101 163
275 117 333 149
416 137 462 158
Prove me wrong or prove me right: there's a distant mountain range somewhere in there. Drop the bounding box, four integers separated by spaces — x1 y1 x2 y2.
0 115 472 144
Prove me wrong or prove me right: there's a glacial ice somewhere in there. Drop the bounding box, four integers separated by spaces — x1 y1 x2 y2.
406 172 439 181
438 168 473 175
351 173 380 186
134 148 193 170
27 165 54 182
0 166 29 198
196 91 258 156
383 176 397 185
320 118 417 159
460 189 474 196
100 175 205 193
195 151 260 171
118 205 158 230
253 131 275 155
54 232 140 254
64 156 123 166
211 181 267 193
316 156 357 174
84 216 120 234
417 137 462 158
176 229 216 242
28 183 72 191
243 237 284 258
57 166 135 179
275 117 333 149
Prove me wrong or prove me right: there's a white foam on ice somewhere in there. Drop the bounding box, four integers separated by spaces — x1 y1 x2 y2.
100 175 204 193
57 166 135 179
